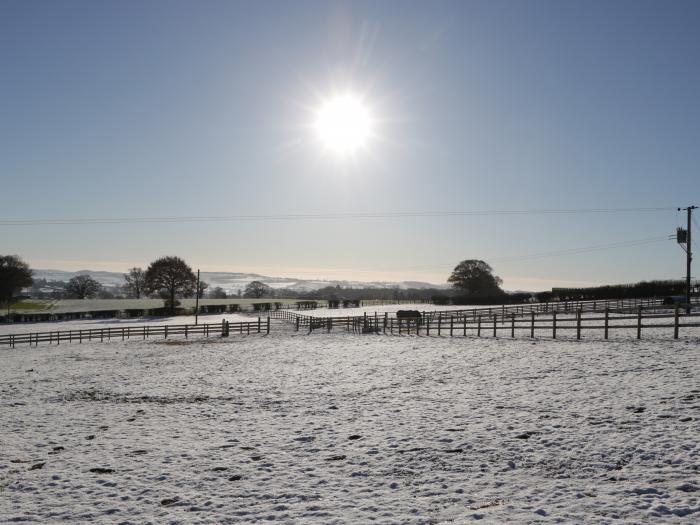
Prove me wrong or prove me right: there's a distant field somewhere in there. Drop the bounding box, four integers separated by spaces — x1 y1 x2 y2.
6 298 328 314
7 300 56 311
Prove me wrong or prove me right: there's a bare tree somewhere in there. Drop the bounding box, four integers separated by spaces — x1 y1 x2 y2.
0 255 33 315
244 280 271 298
197 280 209 299
66 275 102 299
209 286 227 299
123 267 146 298
144 256 196 314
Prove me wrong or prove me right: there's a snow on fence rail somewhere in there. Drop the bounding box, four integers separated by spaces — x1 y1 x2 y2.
0 318 271 348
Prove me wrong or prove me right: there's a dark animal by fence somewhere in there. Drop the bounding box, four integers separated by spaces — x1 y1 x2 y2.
397 310 422 329
396 310 422 320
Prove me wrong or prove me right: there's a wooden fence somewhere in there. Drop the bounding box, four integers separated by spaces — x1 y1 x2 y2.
289 306 699 340
3 298 698 347
0 318 270 348
277 297 663 329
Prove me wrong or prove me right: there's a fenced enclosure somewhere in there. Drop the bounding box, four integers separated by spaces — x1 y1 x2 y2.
2 297 698 347
0 318 270 348
286 305 700 340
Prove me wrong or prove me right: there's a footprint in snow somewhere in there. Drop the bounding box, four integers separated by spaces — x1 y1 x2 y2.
515 431 538 439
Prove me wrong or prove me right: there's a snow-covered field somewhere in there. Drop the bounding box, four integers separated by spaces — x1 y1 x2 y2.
0 313 256 336
298 304 460 318
1 327 699 523
0 304 432 336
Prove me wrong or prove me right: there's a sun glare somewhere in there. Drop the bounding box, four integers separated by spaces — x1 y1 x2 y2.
314 94 373 155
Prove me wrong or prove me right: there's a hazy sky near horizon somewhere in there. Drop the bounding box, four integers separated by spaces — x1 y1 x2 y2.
2 0 699 291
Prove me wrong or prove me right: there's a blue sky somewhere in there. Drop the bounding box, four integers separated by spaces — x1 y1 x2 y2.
1 0 698 290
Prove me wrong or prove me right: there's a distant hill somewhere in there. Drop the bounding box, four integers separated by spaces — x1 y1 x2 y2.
32 269 445 295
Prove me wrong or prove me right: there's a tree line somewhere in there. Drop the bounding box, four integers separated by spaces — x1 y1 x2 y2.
0 255 281 315
4 254 686 317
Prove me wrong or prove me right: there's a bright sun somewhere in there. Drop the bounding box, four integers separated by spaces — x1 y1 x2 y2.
314 94 373 155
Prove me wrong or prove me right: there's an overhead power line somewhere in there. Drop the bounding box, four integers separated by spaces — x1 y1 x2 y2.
377 235 671 272
490 236 669 263
0 207 677 226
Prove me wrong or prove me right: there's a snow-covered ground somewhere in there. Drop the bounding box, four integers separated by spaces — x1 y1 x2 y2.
0 304 432 335
3 303 684 337
1 327 699 523
0 313 257 335
299 304 460 318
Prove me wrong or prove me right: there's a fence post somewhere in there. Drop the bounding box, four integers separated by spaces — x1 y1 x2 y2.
295 317 299 331
450 316 454 337
165 325 168 339
530 312 535 338
463 315 467 336
674 306 679 339
384 313 388 334
637 306 642 339
511 314 515 338
576 310 581 340
328 317 333 333
477 316 481 337
493 315 497 337
426 315 430 336
604 309 609 340
437 313 441 336
552 312 557 339
267 317 270 334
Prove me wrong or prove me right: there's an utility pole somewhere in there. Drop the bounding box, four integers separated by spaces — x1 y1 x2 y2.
195 269 200 325
678 206 697 312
